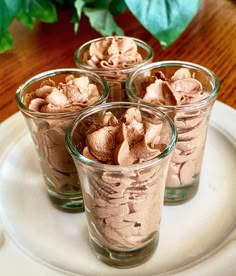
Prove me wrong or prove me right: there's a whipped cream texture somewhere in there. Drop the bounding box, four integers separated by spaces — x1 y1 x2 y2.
83 107 164 165
86 36 143 69
25 75 100 113
140 68 211 188
78 107 169 249
23 74 100 194
79 36 146 101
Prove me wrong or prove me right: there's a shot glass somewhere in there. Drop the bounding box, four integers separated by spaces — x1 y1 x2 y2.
126 61 220 204
16 68 108 211
74 36 154 102
66 102 176 268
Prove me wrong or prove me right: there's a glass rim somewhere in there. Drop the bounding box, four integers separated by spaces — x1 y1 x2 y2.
74 36 154 74
15 68 109 119
66 101 177 171
126 60 220 111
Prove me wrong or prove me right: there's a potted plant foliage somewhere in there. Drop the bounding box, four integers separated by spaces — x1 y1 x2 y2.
0 0 201 53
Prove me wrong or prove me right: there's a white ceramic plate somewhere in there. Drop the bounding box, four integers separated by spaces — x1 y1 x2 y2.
0 101 235 276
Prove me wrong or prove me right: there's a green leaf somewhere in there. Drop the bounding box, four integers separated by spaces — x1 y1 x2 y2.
85 0 111 9
109 0 127 15
74 0 85 20
0 31 13 53
125 0 201 48
52 0 64 4
72 0 85 33
83 0 127 14
0 0 22 35
18 0 58 26
83 7 124 36
30 0 57 22
71 10 79 33
17 9 35 29
0 0 21 52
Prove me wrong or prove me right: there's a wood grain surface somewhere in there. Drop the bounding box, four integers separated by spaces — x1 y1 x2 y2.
0 0 235 122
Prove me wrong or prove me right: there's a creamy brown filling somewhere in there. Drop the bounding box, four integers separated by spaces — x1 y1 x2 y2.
81 36 144 101
85 36 143 70
25 75 100 113
80 108 167 249
140 68 211 187
24 75 100 193
82 107 164 165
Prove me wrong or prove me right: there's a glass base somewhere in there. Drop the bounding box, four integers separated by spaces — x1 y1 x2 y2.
164 176 199 205
89 233 159 268
47 189 84 213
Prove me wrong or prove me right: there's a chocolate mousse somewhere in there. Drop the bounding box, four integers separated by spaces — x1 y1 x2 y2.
25 75 100 113
85 36 143 70
83 107 165 165
139 68 210 188
78 107 168 249
76 36 152 101
24 74 100 194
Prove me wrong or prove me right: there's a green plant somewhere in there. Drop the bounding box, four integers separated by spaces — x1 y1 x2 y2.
0 0 201 53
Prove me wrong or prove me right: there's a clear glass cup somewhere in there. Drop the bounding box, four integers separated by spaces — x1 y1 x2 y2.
66 102 177 268
16 68 108 212
74 36 154 102
126 61 220 204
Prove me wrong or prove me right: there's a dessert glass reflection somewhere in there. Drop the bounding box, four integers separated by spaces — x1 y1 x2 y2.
16 68 108 211
126 61 220 204
74 36 154 102
66 102 176 268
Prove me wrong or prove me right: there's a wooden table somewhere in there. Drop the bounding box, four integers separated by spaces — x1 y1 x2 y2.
0 0 235 123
